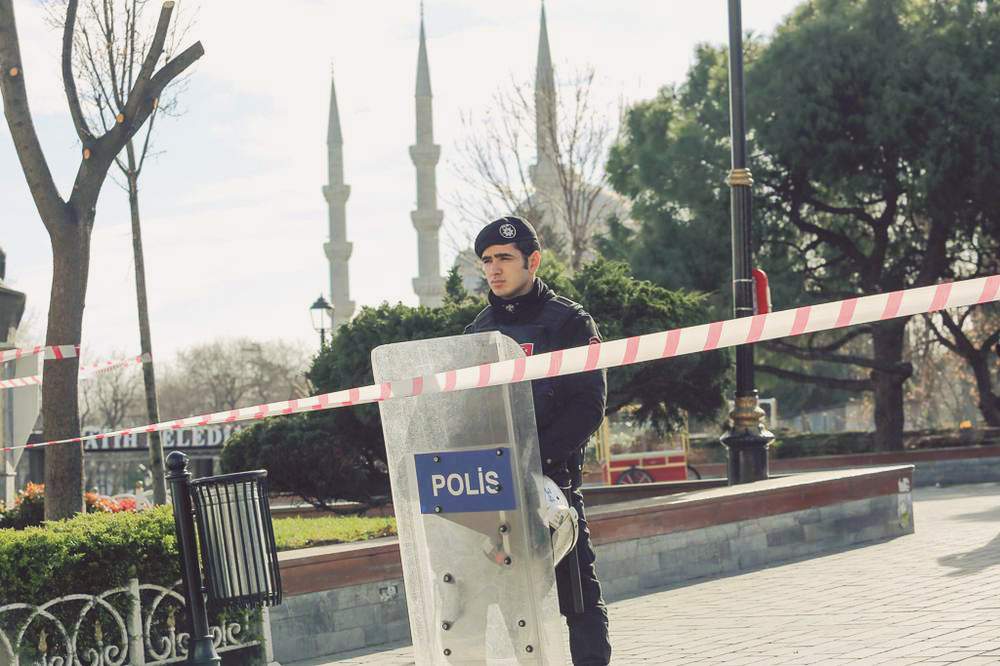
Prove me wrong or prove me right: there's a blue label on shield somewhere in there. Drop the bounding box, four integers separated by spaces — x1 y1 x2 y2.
415 447 516 514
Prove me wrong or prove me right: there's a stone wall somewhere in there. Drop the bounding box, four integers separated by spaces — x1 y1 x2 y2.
270 578 409 660
596 492 910 602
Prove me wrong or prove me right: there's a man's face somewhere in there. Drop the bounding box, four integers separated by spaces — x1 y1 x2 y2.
481 243 538 299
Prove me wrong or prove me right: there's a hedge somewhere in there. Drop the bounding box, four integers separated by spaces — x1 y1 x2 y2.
0 507 262 664
0 505 179 605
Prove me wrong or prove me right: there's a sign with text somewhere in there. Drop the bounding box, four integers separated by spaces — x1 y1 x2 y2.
414 447 516 514
81 425 240 452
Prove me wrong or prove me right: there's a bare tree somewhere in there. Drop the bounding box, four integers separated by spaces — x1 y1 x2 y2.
449 67 623 271
0 0 203 518
157 338 309 420
903 317 980 430
79 355 143 429
44 0 198 505
923 307 1000 427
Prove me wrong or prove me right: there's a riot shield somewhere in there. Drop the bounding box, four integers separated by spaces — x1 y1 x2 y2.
372 332 566 665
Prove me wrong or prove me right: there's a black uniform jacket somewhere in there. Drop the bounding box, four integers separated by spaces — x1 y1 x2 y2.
464 279 607 485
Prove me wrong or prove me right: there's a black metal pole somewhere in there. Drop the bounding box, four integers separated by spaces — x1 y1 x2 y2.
719 0 774 484
166 451 221 666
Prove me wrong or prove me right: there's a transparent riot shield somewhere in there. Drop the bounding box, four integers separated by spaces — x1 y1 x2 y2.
372 332 566 665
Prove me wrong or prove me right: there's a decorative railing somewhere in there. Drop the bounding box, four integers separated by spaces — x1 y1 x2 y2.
0 579 279 665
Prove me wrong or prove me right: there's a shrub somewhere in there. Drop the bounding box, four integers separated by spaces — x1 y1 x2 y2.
0 505 179 605
0 507 263 664
221 411 388 510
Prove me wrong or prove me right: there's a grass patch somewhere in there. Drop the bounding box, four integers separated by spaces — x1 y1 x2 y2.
272 515 396 551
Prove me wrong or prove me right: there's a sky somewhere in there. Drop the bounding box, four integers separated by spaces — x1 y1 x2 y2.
1 0 803 364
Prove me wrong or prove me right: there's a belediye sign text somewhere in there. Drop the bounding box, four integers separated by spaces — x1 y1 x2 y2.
81 425 240 451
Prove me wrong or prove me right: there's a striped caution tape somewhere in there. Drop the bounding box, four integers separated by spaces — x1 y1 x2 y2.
0 354 148 390
0 344 80 364
7 274 998 454
79 353 150 377
0 375 42 390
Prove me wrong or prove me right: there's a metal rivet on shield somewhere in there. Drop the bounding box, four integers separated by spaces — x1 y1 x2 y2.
494 484 503 492
496 449 503 456
443 573 453 583
503 556 512 565
518 619 526 627
498 524 509 534
443 648 451 656
442 621 451 631
433 455 440 463
525 645 534 653
434 506 442 513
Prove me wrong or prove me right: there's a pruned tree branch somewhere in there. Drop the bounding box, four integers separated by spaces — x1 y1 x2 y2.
61 0 94 142
72 37 203 204
132 0 172 96
0 0 66 228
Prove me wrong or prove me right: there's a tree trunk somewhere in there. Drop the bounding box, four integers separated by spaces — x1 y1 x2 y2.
43 219 91 519
869 319 910 451
126 142 167 503
969 350 1000 427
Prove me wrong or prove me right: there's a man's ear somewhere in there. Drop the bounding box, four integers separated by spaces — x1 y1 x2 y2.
529 250 542 273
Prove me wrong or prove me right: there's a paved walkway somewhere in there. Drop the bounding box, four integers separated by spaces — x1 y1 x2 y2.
295 483 1000 665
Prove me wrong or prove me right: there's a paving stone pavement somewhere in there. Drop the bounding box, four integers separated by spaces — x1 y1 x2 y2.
293 483 1000 665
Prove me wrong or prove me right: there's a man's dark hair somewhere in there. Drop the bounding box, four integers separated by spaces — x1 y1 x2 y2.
514 239 538 268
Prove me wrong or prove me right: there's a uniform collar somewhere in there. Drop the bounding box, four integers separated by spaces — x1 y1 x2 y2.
490 278 549 322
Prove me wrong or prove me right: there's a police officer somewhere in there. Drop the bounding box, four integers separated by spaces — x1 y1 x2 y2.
464 216 611 666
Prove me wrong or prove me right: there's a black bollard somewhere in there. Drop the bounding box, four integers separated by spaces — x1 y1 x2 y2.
166 451 221 666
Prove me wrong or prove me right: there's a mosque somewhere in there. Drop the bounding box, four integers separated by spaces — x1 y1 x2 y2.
321 4 629 327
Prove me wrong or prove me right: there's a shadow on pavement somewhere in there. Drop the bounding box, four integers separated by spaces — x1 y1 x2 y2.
938 531 1000 577
950 504 1000 523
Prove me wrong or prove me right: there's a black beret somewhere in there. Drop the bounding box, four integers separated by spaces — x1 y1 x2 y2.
474 216 541 258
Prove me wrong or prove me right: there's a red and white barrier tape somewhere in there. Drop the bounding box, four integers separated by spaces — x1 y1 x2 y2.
0 354 148 390
79 353 150 377
0 344 80 364
7 274 998 454
0 375 42 390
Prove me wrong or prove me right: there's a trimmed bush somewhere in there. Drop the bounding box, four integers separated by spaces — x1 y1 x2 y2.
221 411 387 510
0 505 178 605
0 507 264 665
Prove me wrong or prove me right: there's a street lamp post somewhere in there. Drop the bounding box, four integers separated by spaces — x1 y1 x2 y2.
719 0 774 484
310 295 334 347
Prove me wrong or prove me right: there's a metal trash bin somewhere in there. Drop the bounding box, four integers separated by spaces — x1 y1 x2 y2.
190 470 282 609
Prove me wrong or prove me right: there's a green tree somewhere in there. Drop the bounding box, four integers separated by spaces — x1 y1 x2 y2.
444 266 469 304
607 0 1000 450
573 259 728 428
221 412 382 510
603 40 854 424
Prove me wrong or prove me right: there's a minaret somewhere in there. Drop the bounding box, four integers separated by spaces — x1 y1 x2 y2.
530 1 559 192
323 70 355 329
409 5 445 307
